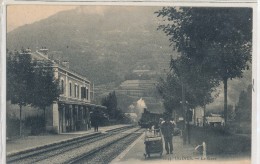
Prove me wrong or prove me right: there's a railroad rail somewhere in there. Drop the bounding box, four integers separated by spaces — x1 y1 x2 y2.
67 128 144 164
7 125 135 164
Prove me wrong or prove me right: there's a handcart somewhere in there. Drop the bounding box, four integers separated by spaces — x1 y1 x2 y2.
143 128 163 159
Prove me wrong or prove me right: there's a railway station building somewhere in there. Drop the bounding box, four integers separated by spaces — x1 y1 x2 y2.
24 48 106 134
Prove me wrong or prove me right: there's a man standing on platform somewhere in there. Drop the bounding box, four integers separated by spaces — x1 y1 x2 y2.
91 111 99 132
161 116 175 154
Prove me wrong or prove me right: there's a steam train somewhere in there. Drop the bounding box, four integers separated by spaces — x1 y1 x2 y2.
138 108 163 128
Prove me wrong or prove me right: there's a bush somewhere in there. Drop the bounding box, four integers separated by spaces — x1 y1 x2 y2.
25 115 45 135
48 127 58 134
7 115 21 138
227 121 251 134
190 126 251 155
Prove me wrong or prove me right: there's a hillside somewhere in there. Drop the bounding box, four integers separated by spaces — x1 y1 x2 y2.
7 6 173 85
7 6 252 112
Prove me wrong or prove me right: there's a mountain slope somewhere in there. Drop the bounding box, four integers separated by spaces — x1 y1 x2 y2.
7 6 252 111
7 6 174 85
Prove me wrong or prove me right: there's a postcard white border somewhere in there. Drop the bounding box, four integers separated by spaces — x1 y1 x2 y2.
1 1 259 164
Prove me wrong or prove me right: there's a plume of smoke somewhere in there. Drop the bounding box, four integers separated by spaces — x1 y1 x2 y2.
128 98 147 121
136 98 147 113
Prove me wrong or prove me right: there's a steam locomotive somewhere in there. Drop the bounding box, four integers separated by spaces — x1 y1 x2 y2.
138 108 163 128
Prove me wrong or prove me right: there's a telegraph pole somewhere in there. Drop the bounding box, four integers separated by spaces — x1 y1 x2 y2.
181 81 187 145
181 35 190 145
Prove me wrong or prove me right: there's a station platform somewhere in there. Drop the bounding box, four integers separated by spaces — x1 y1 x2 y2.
111 133 251 164
6 124 130 156
6 125 251 164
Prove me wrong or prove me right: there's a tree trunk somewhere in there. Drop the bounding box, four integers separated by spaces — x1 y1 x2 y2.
44 107 46 132
224 78 228 126
19 104 22 136
187 118 190 144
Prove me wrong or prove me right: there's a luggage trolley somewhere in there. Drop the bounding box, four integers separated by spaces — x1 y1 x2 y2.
143 128 163 159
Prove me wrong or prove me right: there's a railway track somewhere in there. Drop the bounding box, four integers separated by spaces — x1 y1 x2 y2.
7 125 135 164
68 128 144 164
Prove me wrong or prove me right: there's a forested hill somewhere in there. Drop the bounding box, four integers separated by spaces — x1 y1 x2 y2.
7 6 173 85
7 6 251 108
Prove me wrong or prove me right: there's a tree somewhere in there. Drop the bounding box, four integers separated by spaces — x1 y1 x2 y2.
7 49 35 136
157 59 219 144
156 7 252 124
31 61 60 129
157 56 219 115
157 75 181 114
101 91 118 119
7 49 60 134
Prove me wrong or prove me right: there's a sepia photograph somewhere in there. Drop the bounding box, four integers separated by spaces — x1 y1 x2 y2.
3 1 256 164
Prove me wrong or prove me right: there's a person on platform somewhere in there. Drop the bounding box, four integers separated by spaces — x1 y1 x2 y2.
170 118 177 127
159 118 165 127
91 111 99 132
160 116 175 154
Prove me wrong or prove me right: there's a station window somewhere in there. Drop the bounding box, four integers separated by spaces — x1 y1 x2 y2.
60 79 64 94
77 85 79 98
74 84 77 97
74 84 79 98
69 82 72 97
86 87 89 100
81 87 86 99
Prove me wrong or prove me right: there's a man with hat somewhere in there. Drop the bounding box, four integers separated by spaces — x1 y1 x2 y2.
160 115 175 154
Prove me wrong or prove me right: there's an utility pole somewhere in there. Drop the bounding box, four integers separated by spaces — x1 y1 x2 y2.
203 105 206 126
181 81 187 145
187 108 191 144
181 35 191 145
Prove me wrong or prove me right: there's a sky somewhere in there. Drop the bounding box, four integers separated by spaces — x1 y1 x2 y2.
6 5 148 32
7 5 77 32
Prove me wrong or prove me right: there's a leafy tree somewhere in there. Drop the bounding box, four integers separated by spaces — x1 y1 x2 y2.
101 91 118 119
157 56 219 116
7 49 60 134
172 56 219 107
157 59 219 144
156 7 252 124
157 74 182 115
31 61 60 128
7 49 35 136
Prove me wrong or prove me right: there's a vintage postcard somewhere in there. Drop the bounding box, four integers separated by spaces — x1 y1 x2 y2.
1 0 258 164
